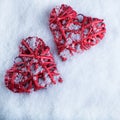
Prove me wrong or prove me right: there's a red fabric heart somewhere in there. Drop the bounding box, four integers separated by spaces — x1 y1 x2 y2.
5 37 63 93
49 4 106 61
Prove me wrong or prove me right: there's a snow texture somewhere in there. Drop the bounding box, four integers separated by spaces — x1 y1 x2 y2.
0 0 120 120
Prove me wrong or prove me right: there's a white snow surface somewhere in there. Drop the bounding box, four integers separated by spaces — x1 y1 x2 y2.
0 0 120 120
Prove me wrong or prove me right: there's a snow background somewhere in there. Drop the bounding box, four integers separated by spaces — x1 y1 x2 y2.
0 0 120 120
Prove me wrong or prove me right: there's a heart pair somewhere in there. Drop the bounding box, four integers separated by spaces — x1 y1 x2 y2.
4 4 106 93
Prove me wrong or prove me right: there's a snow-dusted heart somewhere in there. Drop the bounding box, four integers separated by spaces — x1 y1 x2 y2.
5 37 62 93
49 4 106 61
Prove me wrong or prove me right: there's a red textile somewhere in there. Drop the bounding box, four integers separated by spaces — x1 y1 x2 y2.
5 37 62 93
49 4 106 61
